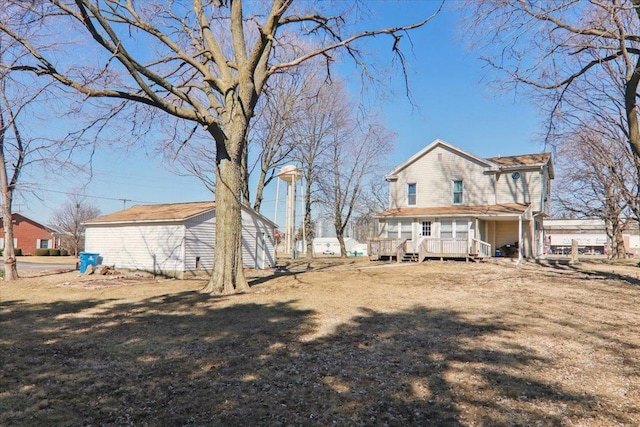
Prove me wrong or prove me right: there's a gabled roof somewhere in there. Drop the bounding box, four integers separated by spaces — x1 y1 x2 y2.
486 152 554 178
85 201 216 224
386 139 495 178
376 203 531 218
1 212 52 231
386 139 554 179
84 201 279 228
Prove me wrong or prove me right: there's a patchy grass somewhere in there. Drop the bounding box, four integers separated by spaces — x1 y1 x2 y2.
1 258 639 426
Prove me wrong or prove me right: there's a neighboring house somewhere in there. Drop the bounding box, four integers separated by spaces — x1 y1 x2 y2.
370 139 554 261
84 201 277 278
47 224 74 253
0 213 56 256
544 218 640 256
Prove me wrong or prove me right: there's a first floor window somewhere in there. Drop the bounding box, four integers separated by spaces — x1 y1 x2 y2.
421 221 432 237
39 239 50 249
456 221 468 240
387 222 398 238
400 221 413 240
407 183 416 205
440 220 453 238
453 180 463 204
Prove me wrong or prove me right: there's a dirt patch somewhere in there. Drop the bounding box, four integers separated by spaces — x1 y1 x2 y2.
58 276 169 290
1 258 639 426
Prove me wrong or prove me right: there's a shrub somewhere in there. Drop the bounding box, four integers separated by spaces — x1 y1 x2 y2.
48 249 61 256
61 249 69 256
35 248 50 256
14 248 22 256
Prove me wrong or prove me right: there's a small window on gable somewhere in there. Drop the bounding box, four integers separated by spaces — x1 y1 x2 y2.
407 183 416 205
453 180 463 204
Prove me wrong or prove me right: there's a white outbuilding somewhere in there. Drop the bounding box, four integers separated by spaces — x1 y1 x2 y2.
312 237 358 256
84 201 277 278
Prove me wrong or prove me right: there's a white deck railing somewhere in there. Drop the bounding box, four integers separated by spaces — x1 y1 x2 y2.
369 237 492 261
419 238 469 257
473 239 492 258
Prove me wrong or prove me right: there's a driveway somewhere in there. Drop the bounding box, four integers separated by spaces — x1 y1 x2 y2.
16 256 78 272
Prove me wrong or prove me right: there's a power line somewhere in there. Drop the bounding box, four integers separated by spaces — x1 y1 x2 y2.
15 185 158 205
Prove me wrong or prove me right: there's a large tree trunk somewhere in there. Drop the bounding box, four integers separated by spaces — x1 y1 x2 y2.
624 25 640 168
202 124 249 295
0 177 18 280
612 221 627 260
335 219 348 258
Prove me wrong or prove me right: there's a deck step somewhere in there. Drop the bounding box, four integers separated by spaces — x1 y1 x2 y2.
402 253 420 262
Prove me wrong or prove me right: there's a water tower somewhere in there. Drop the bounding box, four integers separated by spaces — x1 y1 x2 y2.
276 165 302 255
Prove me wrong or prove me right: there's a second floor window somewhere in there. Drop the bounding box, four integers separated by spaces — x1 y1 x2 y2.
408 183 416 205
452 180 463 204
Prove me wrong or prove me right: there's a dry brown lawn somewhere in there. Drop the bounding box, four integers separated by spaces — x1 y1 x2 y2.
1 257 639 426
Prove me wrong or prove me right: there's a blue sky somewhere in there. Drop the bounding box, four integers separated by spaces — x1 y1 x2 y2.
16 2 545 226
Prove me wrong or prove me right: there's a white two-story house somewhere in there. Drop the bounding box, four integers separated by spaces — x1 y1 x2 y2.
370 139 554 261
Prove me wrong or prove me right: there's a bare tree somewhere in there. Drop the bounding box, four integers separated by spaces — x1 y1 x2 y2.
554 128 636 259
249 71 310 213
51 194 100 256
318 121 394 257
0 31 81 280
463 1 640 172
351 169 390 242
0 0 441 293
170 70 305 213
291 77 347 258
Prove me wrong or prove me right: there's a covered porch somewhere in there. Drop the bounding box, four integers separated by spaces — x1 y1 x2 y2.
369 203 542 262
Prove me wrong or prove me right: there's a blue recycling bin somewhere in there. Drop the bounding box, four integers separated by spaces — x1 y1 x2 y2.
79 252 99 273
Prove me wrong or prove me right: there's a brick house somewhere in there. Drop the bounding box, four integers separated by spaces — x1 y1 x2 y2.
0 213 56 256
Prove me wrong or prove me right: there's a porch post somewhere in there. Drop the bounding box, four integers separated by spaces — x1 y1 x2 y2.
530 216 536 257
473 217 479 255
517 214 523 265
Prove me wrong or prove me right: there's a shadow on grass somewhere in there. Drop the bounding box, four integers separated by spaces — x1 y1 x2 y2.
1 292 607 426
538 258 640 287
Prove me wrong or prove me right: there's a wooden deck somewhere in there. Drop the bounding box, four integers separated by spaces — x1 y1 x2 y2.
368 237 492 262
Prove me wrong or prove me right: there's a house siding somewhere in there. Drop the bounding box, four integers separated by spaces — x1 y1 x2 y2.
241 210 276 269
494 170 542 209
390 145 495 209
184 211 216 276
84 222 185 275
